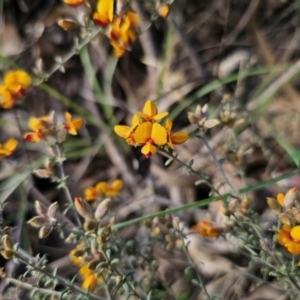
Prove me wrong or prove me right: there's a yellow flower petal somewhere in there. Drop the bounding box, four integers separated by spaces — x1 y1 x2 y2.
96 182 107 194
285 242 300 255
0 86 15 109
153 112 168 121
4 139 18 153
151 123 167 146
165 118 173 132
4 70 31 93
277 227 292 246
111 180 123 191
126 11 139 27
110 40 126 58
158 4 170 18
134 122 152 144
79 265 92 277
291 226 300 241
170 132 189 145
72 118 84 130
82 274 97 291
29 118 44 132
84 187 98 201
143 100 157 117
93 0 114 27
141 142 157 157
114 125 131 138
277 193 285 206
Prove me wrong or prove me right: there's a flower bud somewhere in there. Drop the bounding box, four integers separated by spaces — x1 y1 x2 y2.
2 235 13 250
47 202 58 218
284 187 298 208
166 241 175 252
1 249 15 259
187 112 197 124
279 213 291 226
39 223 53 239
95 198 111 220
228 198 238 212
57 19 78 30
267 197 281 212
241 197 249 212
35 200 47 216
74 197 93 220
83 219 98 232
27 216 48 228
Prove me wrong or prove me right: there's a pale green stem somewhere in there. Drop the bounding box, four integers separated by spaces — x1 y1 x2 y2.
53 145 83 229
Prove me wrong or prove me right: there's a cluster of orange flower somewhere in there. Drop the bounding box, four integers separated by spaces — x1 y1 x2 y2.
23 111 84 144
114 100 189 158
0 70 31 109
62 0 139 57
84 179 123 202
267 187 300 255
69 243 104 291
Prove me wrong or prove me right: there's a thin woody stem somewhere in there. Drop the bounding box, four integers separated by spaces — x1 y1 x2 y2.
196 133 239 198
158 148 218 194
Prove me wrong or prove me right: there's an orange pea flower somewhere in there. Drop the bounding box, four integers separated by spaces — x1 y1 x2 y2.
63 0 84 7
192 221 223 238
0 139 18 159
114 114 139 145
108 10 139 57
134 122 167 158
0 70 31 109
23 115 53 143
137 100 168 123
84 180 123 201
63 112 84 135
93 0 114 27
278 224 300 254
164 118 189 149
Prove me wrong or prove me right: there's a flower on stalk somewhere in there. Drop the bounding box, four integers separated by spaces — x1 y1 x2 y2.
134 122 167 159
0 235 15 260
74 197 94 219
27 201 59 239
84 180 123 201
114 100 189 158
23 113 56 144
0 70 31 109
93 0 114 27
24 111 84 144
164 118 189 149
277 224 300 254
108 10 139 57
0 139 18 159
192 220 224 238
63 112 84 135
